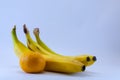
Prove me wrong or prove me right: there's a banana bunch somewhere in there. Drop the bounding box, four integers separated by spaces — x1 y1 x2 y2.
11 24 97 73
33 28 97 67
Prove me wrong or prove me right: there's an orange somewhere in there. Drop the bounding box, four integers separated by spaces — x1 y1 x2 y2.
20 52 46 73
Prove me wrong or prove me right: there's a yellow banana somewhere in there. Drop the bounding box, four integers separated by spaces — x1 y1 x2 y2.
11 26 46 73
23 24 85 73
11 25 30 58
66 55 96 66
33 28 97 66
86 55 96 66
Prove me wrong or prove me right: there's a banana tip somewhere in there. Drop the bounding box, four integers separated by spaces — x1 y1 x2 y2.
86 56 90 62
11 25 16 33
13 25 16 30
23 24 28 34
93 56 97 61
33 28 40 34
82 65 86 72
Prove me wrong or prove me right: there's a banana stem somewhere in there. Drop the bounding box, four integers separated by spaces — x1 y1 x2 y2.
23 25 53 55
11 25 19 43
33 28 41 45
33 28 61 56
23 24 33 44
11 25 30 57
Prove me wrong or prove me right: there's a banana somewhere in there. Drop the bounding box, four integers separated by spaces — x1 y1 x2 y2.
23 24 85 73
33 28 97 66
33 28 61 56
66 55 97 66
11 26 46 73
86 55 97 66
11 25 30 58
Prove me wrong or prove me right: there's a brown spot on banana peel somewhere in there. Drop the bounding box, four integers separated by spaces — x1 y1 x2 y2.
36 46 40 51
27 45 34 52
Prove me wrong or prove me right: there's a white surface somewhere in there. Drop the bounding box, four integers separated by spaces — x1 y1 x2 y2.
0 62 120 80
0 0 120 80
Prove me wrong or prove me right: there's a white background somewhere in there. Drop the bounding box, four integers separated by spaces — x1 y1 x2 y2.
0 0 120 80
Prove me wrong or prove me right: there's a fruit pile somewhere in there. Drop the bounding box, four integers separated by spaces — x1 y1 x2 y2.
11 24 97 73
